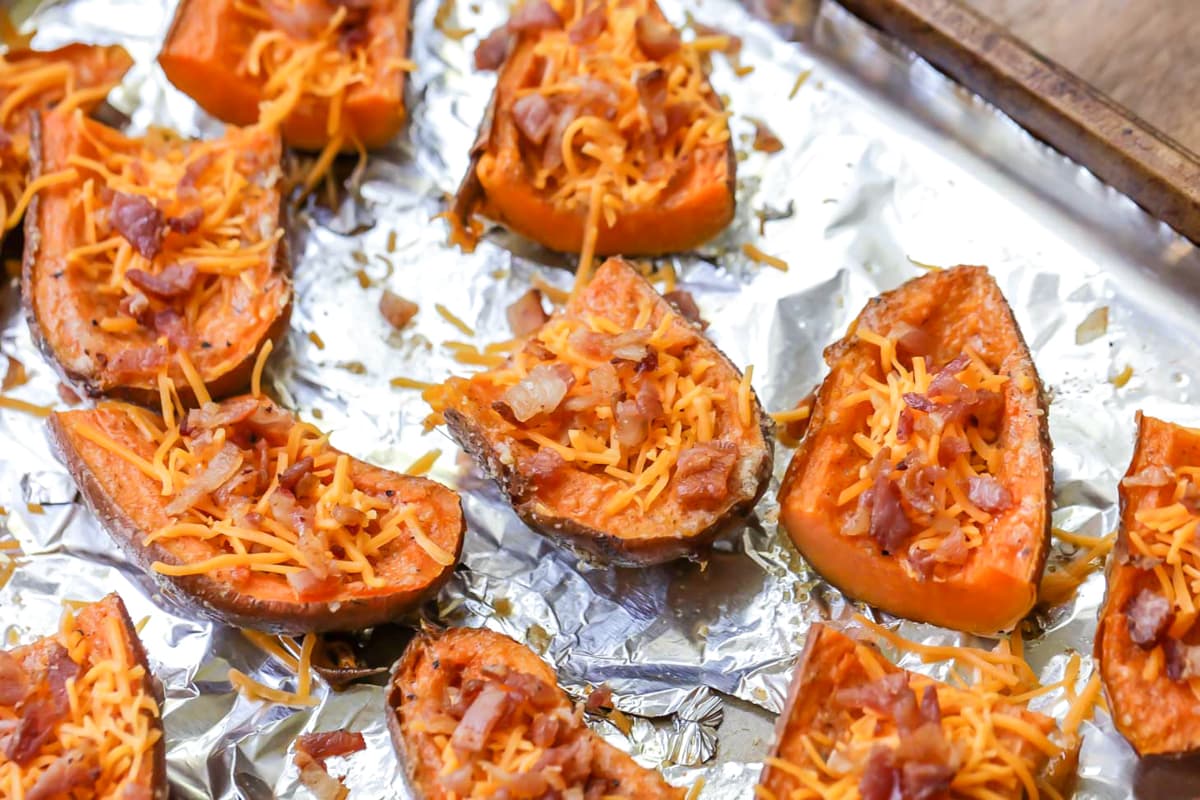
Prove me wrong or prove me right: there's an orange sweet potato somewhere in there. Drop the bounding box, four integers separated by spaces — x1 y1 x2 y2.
778 266 1051 634
758 624 1060 800
434 258 773 566
158 0 411 151
23 110 291 406
453 0 735 256
388 627 683 799
0 593 166 798
1097 413 1200 757
50 395 465 634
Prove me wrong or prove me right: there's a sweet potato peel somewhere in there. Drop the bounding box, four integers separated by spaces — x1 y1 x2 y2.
1097 413 1200 757
778 266 1051 634
50 395 465 634
453 0 735 256
22 110 291 406
432 258 773 566
159 0 412 152
0 593 167 799
388 627 683 799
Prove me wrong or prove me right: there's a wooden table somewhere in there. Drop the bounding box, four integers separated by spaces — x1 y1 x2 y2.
966 0 1200 154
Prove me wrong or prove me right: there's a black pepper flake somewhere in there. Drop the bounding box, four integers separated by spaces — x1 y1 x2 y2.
91 319 98 326
385 489 395 497
201 341 212 349
52 270 63 278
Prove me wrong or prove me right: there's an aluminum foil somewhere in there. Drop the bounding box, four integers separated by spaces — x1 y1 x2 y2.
3 0 1199 796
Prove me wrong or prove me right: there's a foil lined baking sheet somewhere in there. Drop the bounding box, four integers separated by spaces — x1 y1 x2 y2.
3 0 1199 796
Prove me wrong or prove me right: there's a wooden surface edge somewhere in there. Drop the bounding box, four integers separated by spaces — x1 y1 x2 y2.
832 0 1200 244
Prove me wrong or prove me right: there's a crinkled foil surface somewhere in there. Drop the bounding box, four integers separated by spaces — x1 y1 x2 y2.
4 0 1200 796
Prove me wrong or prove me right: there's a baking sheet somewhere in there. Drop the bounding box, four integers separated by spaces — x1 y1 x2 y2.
4 0 1199 796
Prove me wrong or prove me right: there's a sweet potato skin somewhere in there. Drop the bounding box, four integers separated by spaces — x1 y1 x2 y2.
158 0 412 151
21 112 293 407
453 2 735 256
387 627 683 800
11 593 168 799
48 405 465 635
778 266 1052 634
1097 413 1200 757
442 260 774 566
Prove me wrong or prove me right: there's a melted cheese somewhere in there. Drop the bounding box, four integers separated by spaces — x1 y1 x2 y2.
0 604 160 797
767 617 1098 800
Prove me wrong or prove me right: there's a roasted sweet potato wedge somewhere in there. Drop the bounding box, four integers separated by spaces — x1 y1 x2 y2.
0 43 132 240
23 110 291 406
50 393 465 634
388 626 683 799
779 266 1051 634
1096 413 1200 757
759 623 1070 800
452 0 735 257
429 258 772 565
158 0 412 153
0 593 167 799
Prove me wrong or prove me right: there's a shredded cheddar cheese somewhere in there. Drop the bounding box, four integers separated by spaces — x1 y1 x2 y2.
0 603 161 797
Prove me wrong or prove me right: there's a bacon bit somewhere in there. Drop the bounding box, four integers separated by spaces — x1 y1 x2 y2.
635 68 669 139
835 673 920 731
7 643 78 765
25 746 99 800
664 289 705 328
331 504 366 528
508 0 562 33
588 363 620 403
452 682 511 752
918 685 940 724
1164 638 1200 682
1118 549 1163 571
56 382 81 407
610 329 650 362
615 398 649 447
110 192 165 260
858 747 899 800
166 207 204 234
379 290 418 330
892 322 934 361
0 650 27 705
936 436 970 465
967 475 1012 513
125 262 199 300
474 26 511 70
512 93 554 145
675 441 737 509
750 118 783 153
119 291 149 320
524 448 568 489
151 308 191 348
585 684 613 711
1125 588 1173 649
507 289 549 337
296 730 366 767
568 3 606 43
636 380 663 421
896 407 914 443
902 392 935 413
868 468 912 553
529 713 560 747
500 363 575 422
183 397 260 435
165 442 243 516
1122 465 1175 488
634 14 680 59
279 456 315 491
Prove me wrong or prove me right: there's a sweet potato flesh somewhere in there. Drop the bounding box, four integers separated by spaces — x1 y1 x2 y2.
52 395 463 628
158 0 411 152
458 0 734 255
779 266 1049 633
759 624 1058 800
0 594 162 798
26 111 289 402
431 258 769 558
0 43 131 233
389 627 682 799
1098 414 1200 756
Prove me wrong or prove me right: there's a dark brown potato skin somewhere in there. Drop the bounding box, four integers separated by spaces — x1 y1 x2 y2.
778 266 1052 634
387 627 683 800
12 593 168 799
48 408 466 635
442 260 774 567
21 112 293 408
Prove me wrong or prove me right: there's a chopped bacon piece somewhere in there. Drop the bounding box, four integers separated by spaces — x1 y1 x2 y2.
379 290 418 330
635 68 669 138
1164 638 1200 682
609 329 650 362
636 380 663 421
25 746 100 800
475 26 512 71
675 442 737 509
183 397 260 435
151 308 191 348
858 746 899 800
585 684 613 711
331 504 367 528
918 685 940 725
902 392 935 413
110 192 165 260
296 730 366 767
634 14 680 59
451 683 511 753
568 3 606 43
508 0 562 33
512 93 554 145
835 672 921 731
751 118 783 154
567 328 611 361
166 207 204 234
967 475 1012 513
1125 588 1173 649
279 456 316 492
892 322 934 361
900 759 956 800
869 470 912 554
500 363 575 422
1118 548 1163 571
165 442 243 516
529 712 562 747
507 289 549 337
664 290 704 328
125 262 200 300
119 291 149 320
615 399 649 447
6 643 78 765
588 363 620 403
936 436 970 465
0 650 27 705
1121 465 1175 488
525 448 568 489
